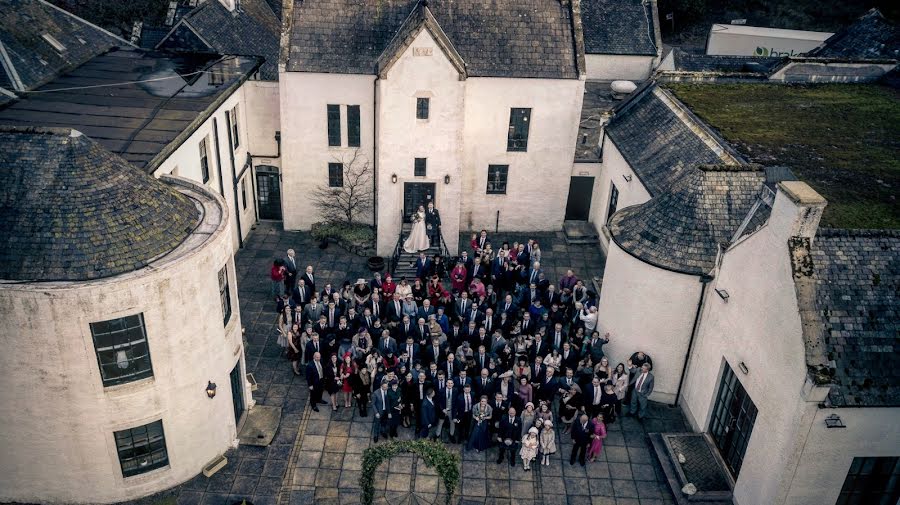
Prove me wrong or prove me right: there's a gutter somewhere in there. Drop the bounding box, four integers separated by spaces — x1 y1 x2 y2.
225 109 244 248
373 76 378 231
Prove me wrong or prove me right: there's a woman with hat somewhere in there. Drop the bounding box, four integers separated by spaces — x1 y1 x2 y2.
520 427 540 471
353 278 371 308
519 401 536 439
539 419 556 466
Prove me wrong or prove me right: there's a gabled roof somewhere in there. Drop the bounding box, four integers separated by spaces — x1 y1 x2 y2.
580 0 657 56
0 49 261 173
287 0 582 79
158 0 281 80
376 1 466 80
794 229 900 407
0 0 130 92
608 165 766 275
605 84 739 196
807 8 899 60
0 127 199 282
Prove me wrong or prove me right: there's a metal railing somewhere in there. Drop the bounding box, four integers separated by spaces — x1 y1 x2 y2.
389 213 404 275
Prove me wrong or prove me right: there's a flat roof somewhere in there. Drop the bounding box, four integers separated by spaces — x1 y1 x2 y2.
665 82 900 230
709 24 833 40
0 48 261 173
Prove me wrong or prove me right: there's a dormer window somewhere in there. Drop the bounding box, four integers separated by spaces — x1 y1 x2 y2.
42 33 66 53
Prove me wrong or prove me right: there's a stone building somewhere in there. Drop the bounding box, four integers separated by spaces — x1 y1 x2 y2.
0 128 247 504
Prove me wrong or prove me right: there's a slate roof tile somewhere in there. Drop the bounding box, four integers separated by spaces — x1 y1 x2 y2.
286 0 580 79
808 8 899 60
580 0 656 56
810 229 900 407
608 165 766 275
0 127 200 282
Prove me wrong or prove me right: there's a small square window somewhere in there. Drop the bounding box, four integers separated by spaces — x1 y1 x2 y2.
114 420 169 477
486 165 509 194
328 162 343 187
90 314 153 387
199 137 210 183
414 158 427 177
416 97 430 119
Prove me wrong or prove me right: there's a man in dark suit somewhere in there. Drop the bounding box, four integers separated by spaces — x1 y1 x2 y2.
435 379 457 442
475 229 489 253
387 293 404 326
377 330 397 356
491 252 506 283
629 363 655 420
523 261 543 287
284 249 298 294
425 337 444 366
458 250 474 277
470 257 485 282
536 366 558 404
454 369 472 390
473 368 493 399
496 407 522 465
419 388 437 439
396 315 415 342
549 323 566 352
372 380 391 442
414 317 429 346
415 252 432 280
543 284 561 308
481 308 497 335
425 201 441 244
489 393 508 437
305 352 327 412
453 383 475 444
570 414 593 466
304 334 323 364
456 292 473 324
499 294 517 320
441 353 460 378
461 321 479 347
325 302 341 329
519 313 535 336
291 278 311 308
585 376 604 419
473 348 491 376
464 304 483 327
417 299 436 322
560 342 579 373
368 292 384 322
300 265 316 293
583 331 610 363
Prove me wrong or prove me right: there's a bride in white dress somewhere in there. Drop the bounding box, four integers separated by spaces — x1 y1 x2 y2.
403 205 430 253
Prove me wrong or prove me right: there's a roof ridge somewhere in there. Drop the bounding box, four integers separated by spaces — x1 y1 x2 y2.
816 228 900 238
697 163 764 172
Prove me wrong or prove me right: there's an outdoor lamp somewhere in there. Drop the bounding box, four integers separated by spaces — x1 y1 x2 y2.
444 174 451 185
824 414 845 428
206 381 217 399
391 173 398 184
715 288 730 302
623 174 633 182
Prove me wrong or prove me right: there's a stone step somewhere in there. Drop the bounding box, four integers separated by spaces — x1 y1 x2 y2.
563 220 600 245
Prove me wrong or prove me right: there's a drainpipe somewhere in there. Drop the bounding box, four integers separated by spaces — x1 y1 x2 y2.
674 273 713 406
225 112 244 249
373 77 378 233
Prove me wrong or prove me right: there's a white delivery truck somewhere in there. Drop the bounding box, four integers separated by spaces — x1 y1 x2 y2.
705 24 833 57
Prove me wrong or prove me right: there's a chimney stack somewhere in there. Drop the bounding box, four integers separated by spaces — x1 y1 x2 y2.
769 181 827 241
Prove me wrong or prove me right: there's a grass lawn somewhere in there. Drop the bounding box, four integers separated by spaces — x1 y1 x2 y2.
666 83 900 230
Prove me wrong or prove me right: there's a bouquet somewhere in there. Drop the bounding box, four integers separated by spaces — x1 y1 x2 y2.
411 213 423 223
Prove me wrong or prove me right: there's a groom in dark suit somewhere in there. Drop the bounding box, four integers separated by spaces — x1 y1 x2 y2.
425 201 441 245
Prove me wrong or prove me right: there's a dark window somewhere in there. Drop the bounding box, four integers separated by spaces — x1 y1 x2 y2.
347 105 360 147
486 165 509 194
241 178 247 210
219 265 232 326
416 97 430 119
606 183 619 223
709 362 758 478
327 104 341 147
114 420 169 477
229 106 240 150
507 108 531 152
836 457 900 505
90 314 153 387
328 162 343 187
414 158 427 177
199 137 210 183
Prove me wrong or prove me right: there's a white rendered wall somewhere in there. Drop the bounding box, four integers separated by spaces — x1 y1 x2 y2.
679 217 809 505
461 76 584 234
596 240 701 403
375 29 464 256
590 136 652 252
244 80 281 156
154 85 256 251
784 406 900 505
0 181 246 504
279 72 376 231
585 54 655 81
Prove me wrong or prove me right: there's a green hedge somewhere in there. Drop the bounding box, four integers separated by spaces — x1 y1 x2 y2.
359 440 460 505
310 221 375 257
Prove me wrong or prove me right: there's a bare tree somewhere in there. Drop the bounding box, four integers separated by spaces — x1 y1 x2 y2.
310 149 374 224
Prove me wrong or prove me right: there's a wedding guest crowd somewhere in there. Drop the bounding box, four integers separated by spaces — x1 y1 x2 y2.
271 231 656 470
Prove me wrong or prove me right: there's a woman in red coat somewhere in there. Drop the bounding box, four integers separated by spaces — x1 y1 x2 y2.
382 274 397 298
450 261 467 294
339 353 357 409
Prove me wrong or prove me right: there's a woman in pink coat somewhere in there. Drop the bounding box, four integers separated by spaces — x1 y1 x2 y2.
450 262 467 293
587 412 607 462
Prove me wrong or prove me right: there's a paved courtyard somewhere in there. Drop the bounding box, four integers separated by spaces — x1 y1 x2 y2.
124 222 684 505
